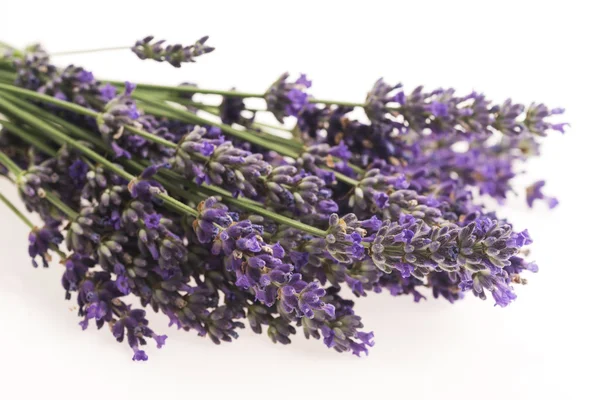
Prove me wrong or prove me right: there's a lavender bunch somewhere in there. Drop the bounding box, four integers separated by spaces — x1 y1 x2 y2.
0 36 565 362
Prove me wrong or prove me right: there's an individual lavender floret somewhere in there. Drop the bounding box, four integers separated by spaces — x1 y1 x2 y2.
131 36 214 67
349 168 408 214
16 162 59 218
38 65 103 107
281 278 335 319
299 287 374 356
491 99 526 135
325 214 366 264
65 207 101 255
127 162 169 202
96 81 140 158
428 271 464 304
364 78 404 122
112 306 168 361
526 180 558 209
61 253 95 299
28 220 64 268
524 103 567 136
265 73 312 122
219 90 247 125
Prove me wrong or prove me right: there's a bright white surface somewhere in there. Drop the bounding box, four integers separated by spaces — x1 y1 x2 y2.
0 1 597 399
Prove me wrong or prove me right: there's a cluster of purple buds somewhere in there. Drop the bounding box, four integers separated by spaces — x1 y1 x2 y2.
194 197 335 319
265 73 312 122
173 126 271 196
28 220 63 268
131 36 214 67
96 81 140 158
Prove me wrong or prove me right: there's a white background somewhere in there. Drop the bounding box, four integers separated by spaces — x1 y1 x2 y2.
1 1 598 399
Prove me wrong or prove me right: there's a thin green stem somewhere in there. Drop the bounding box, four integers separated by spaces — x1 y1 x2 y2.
251 120 294 134
0 69 16 82
142 97 303 150
200 185 327 237
0 120 57 156
106 80 367 108
1 93 106 149
134 92 300 158
0 191 34 228
50 46 131 56
125 125 177 149
44 191 78 219
106 80 262 99
0 149 22 176
0 83 97 117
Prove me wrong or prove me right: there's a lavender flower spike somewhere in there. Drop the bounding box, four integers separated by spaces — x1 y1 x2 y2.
132 36 215 67
265 73 312 122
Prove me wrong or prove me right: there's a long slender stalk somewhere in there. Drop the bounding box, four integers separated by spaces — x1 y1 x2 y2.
0 120 56 156
0 149 22 176
50 46 131 56
107 80 366 107
141 99 304 151
0 191 34 228
44 191 79 219
106 80 262 99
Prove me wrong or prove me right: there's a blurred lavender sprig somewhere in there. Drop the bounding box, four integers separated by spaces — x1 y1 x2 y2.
131 36 214 67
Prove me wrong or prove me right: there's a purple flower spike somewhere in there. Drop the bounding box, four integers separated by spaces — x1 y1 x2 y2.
265 72 312 122
131 36 214 67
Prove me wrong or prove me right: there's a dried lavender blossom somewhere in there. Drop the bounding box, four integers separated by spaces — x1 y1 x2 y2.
132 36 214 67
265 73 312 122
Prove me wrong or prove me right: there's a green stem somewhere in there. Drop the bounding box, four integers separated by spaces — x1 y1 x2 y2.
106 80 367 108
44 191 79 219
106 80 261 99
50 46 131 56
134 92 300 157
0 83 97 117
125 125 177 149
0 191 34 228
0 120 57 156
166 99 265 114
0 149 22 175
